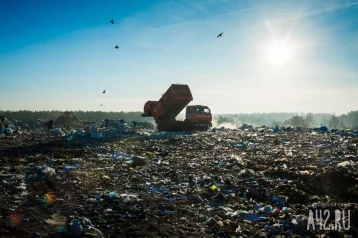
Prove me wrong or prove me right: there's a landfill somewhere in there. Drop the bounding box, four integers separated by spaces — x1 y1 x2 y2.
1 118 358 237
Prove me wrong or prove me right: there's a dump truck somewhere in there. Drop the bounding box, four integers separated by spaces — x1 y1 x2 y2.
141 84 212 132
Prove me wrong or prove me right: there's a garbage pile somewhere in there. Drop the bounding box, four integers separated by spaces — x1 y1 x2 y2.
0 120 357 237
54 111 78 127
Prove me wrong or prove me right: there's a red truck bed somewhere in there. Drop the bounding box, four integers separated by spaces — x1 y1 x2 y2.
143 84 193 122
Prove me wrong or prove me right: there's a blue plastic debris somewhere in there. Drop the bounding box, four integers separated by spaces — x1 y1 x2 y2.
254 205 261 211
129 214 138 218
237 212 265 221
265 224 283 234
59 226 69 233
239 141 249 147
273 126 280 133
319 126 329 132
64 166 75 171
246 181 259 187
59 217 92 237
272 195 287 206
71 219 80 228
161 210 169 216
109 192 118 199
149 185 163 194
281 179 288 184
112 151 130 160
264 205 273 214
160 209 174 216
241 124 253 130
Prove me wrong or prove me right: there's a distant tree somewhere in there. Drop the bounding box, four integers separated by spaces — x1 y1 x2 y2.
269 120 282 127
284 115 307 128
320 115 330 127
328 115 340 129
0 110 153 123
304 113 316 128
345 111 358 128
340 120 345 129
3 110 358 129
216 116 233 124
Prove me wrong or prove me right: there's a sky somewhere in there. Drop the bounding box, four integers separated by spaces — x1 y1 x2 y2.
0 0 358 114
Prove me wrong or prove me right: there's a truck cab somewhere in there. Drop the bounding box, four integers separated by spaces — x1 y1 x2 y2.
185 105 212 125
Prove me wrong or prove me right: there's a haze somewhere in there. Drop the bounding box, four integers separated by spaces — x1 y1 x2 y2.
1 0 357 114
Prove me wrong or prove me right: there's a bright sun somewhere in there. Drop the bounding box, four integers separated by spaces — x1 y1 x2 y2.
267 41 292 66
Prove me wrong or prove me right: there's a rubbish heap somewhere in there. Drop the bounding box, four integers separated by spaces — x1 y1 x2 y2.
0 120 357 237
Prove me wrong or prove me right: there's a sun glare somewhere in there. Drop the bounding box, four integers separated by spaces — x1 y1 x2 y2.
267 41 292 66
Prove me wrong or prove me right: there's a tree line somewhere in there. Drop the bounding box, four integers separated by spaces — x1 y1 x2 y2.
0 110 153 123
1 110 358 129
215 111 358 129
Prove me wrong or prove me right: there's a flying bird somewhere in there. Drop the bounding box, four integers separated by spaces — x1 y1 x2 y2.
110 19 114 24
101 104 103 106
217 32 223 38
102 90 106 94
115 45 119 49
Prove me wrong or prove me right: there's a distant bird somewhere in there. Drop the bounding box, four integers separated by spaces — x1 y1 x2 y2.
110 18 114 24
217 32 223 38
102 90 106 94
115 45 119 49
101 104 103 106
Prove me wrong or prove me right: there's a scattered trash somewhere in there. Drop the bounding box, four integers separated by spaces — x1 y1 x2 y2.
43 166 56 177
4 128 13 135
60 217 104 237
91 132 104 139
0 120 357 237
337 160 355 167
